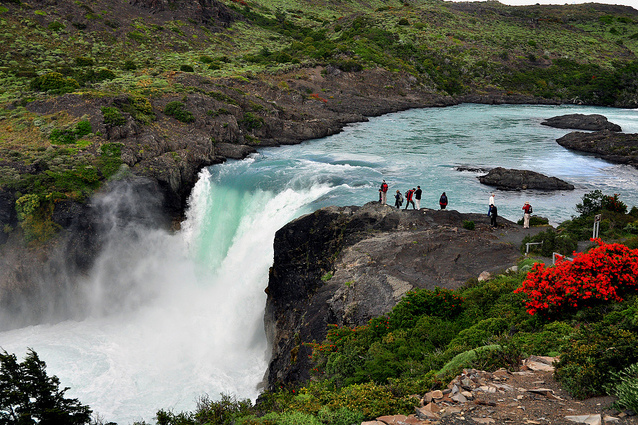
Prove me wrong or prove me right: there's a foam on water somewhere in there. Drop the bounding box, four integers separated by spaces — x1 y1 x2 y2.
1 104 637 423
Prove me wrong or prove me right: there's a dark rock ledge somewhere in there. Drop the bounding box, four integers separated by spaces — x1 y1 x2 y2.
556 130 638 167
541 113 622 132
478 167 574 191
264 202 533 389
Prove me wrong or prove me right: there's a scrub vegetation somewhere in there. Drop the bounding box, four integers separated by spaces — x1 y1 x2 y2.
1 0 638 421
0 0 637 243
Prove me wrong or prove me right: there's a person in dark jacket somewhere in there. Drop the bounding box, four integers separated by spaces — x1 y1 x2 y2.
439 192 448 210
394 190 403 209
414 186 422 209
490 204 498 227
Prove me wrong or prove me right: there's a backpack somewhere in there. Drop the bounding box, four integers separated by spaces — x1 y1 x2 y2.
398 192 403 202
528 205 533 214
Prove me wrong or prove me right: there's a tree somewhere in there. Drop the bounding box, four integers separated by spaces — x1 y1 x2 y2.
0 349 92 424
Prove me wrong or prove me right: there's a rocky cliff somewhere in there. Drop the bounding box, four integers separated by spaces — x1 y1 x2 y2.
264 203 531 389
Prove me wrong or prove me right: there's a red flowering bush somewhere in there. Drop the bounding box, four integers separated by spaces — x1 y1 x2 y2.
515 239 638 316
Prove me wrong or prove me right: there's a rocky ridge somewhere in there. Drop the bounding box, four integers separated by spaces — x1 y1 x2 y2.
556 131 638 168
264 202 541 389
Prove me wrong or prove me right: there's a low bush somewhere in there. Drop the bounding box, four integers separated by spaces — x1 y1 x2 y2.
554 322 638 399
30 72 79 94
462 220 475 230
101 106 126 126
520 229 577 256
164 101 194 123
516 216 549 226
606 362 638 413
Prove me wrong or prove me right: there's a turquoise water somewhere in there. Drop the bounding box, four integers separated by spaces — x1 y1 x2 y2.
0 104 636 424
250 103 638 223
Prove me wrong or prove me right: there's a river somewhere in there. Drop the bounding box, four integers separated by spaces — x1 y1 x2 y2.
0 104 637 424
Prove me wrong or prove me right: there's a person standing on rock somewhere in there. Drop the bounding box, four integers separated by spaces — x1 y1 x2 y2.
394 190 403 209
439 192 448 210
490 204 498 227
488 193 495 216
404 188 416 210
522 201 533 229
380 180 389 205
414 186 422 209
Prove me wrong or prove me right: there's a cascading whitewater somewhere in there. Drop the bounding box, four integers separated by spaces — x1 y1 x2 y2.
0 161 335 423
1 104 638 423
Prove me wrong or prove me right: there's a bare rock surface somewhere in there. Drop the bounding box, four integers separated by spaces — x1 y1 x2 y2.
478 167 575 191
264 202 545 388
366 357 637 425
542 114 622 132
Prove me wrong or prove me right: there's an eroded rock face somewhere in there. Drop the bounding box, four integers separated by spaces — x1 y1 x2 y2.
478 167 574 191
264 203 527 389
0 177 170 331
556 130 638 167
541 114 622 132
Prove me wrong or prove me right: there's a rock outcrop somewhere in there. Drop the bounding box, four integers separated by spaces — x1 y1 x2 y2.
478 167 575 191
541 114 622 132
556 130 638 167
264 203 532 389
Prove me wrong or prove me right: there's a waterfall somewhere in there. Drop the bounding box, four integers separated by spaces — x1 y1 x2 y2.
0 161 334 423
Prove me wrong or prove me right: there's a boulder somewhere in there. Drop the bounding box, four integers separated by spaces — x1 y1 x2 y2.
478 167 574 191
541 114 621 132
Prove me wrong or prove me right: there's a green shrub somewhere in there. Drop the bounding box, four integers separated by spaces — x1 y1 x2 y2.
512 321 573 356
15 194 59 242
520 229 577 256
516 216 549 226
101 106 126 126
462 220 475 230
120 95 155 124
164 101 194 123
445 317 510 355
180 64 194 72
329 59 363 72
577 190 608 216
95 68 116 81
123 60 137 70
275 411 321 425
49 128 77 144
316 407 365 425
554 322 638 399
30 72 79 94
193 393 253 425
328 383 414 419
48 21 65 31
240 112 264 130
75 120 92 137
98 143 124 179
606 362 638 413
437 344 502 379
75 56 94 66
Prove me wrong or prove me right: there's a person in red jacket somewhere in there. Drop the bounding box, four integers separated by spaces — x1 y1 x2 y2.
522 201 533 228
379 180 388 205
404 188 416 210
